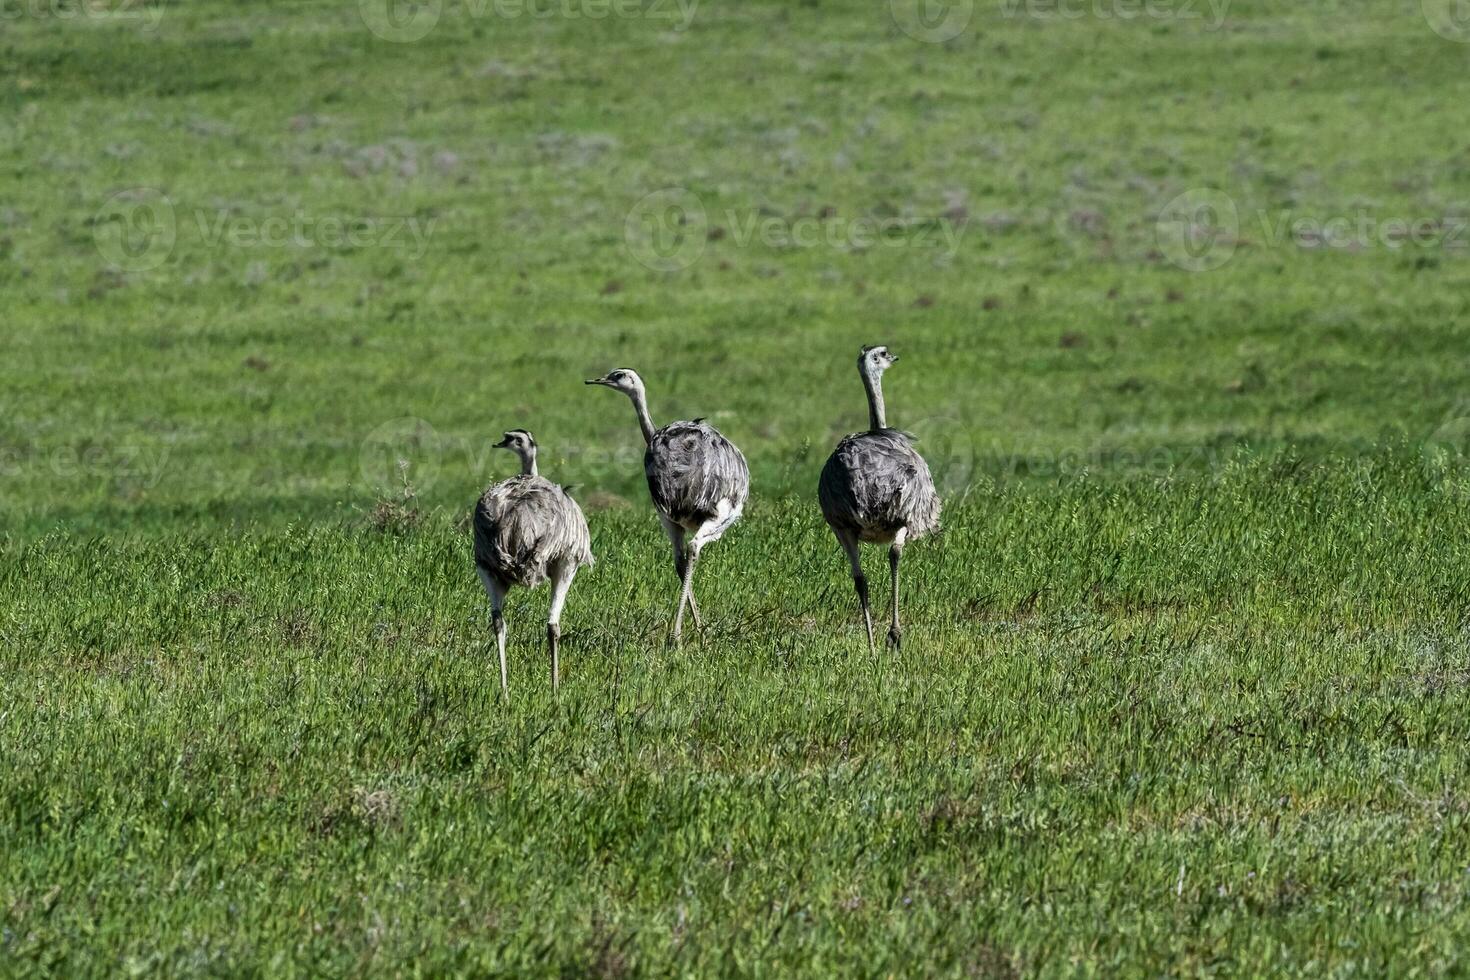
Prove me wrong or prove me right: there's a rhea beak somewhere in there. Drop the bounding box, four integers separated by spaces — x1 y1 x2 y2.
492 436 511 449
585 377 612 386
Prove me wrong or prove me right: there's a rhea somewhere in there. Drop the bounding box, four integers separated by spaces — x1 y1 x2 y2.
586 369 749 645
472 429 593 696
818 345 940 651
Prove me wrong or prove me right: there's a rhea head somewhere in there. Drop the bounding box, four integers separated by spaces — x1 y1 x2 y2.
584 368 645 397
859 344 898 380
493 428 537 475
586 368 656 443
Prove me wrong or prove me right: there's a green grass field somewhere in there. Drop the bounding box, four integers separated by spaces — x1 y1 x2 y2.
5 0 1470 973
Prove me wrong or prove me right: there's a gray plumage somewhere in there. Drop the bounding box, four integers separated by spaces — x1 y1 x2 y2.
819 428 940 543
472 429 591 696
645 418 750 534
587 369 748 644
818 345 940 651
473 476 593 588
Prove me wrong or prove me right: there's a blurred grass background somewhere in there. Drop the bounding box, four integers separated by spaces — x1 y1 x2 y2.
3 0 1469 532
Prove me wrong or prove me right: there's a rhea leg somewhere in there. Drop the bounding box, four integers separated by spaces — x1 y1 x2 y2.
684 569 703 630
887 528 908 651
671 544 701 647
663 519 703 630
477 567 510 698
833 527 874 653
546 561 577 694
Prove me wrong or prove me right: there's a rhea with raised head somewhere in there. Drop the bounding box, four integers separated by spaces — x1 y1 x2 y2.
586 369 749 645
818 345 940 651
472 429 593 695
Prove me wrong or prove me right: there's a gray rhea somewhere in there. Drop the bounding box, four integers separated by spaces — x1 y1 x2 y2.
818 346 941 651
586 369 749 645
472 429 594 695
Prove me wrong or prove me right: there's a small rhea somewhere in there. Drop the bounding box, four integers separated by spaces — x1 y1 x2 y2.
472 429 593 696
586 368 750 645
818 345 940 651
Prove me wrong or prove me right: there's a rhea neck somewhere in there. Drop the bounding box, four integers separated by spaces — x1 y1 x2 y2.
512 446 538 477
861 368 887 431
626 385 657 445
